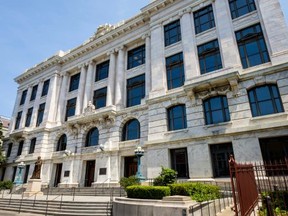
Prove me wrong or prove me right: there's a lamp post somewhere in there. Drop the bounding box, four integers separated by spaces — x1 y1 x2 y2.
134 146 145 182
14 162 25 185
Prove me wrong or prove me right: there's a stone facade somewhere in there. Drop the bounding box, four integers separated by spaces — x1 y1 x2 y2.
1 0 288 186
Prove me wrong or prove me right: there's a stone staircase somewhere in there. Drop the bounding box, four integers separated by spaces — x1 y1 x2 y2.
0 198 112 216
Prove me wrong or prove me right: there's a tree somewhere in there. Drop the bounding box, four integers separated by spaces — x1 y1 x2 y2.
0 121 6 166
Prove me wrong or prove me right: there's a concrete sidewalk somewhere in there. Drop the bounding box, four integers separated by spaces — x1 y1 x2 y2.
217 206 235 216
0 210 43 216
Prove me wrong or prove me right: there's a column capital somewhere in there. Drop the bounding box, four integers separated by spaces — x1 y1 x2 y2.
141 32 151 40
115 45 126 52
106 49 116 56
77 63 87 70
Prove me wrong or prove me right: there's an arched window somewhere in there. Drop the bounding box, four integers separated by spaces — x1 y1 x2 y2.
167 104 187 131
248 84 284 117
86 128 99 147
122 119 140 141
203 96 230 125
56 134 67 151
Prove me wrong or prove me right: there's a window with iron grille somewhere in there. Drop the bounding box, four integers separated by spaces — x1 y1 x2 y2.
57 134 67 151
17 140 24 156
248 84 284 117
198 39 222 74
36 103 45 127
65 98 77 121
25 107 33 127
29 138 36 154
236 24 270 69
69 73 80 92
203 96 230 125
15 111 22 130
7 143 12 157
86 128 99 147
122 119 140 141
95 60 109 81
41 79 50 97
127 74 145 107
229 0 256 19
30 85 38 101
167 105 187 131
19 90 27 105
194 5 215 34
127 45 145 69
164 20 181 46
93 87 107 109
166 52 185 90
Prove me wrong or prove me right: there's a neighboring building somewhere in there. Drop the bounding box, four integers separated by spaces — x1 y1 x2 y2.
0 116 10 138
1 0 288 187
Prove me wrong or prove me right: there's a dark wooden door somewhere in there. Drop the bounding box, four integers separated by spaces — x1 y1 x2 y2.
124 156 137 177
54 163 62 187
85 160 95 187
171 148 189 178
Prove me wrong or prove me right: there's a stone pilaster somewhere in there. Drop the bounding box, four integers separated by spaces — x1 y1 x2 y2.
214 0 241 69
30 80 44 127
76 65 87 115
9 89 23 132
143 33 151 97
83 61 95 111
106 50 117 106
56 73 69 124
114 46 126 108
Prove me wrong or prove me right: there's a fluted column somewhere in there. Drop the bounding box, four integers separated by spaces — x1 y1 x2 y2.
44 71 60 126
56 73 69 124
76 65 87 115
114 46 126 108
30 80 44 127
180 10 201 80
106 50 116 106
143 33 151 97
83 61 95 111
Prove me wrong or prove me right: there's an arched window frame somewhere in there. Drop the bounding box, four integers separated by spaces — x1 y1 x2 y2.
85 127 99 147
167 104 187 131
56 134 67 152
122 119 140 141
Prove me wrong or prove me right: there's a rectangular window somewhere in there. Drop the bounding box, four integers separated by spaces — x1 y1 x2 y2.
12 167 17 182
229 0 256 19
164 20 181 46
93 87 107 109
15 111 22 130
30 85 38 101
95 60 109 81
198 39 222 74
127 45 145 69
19 90 27 105
1 167 6 181
126 74 145 107
36 103 45 127
194 5 215 34
7 143 12 158
23 165 30 183
236 24 270 69
25 107 33 127
29 138 36 154
41 79 50 97
65 98 77 121
166 53 185 90
69 73 80 92
17 141 24 156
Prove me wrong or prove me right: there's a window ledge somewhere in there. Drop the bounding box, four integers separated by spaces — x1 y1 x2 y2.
242 62 272 73
195 27 216 40
94 78 108 84
126 64 145 72
165 41 182 50
119 140 140 149
232 10 258 23
250 112 287 121
203 121 232 129
164 128 188 135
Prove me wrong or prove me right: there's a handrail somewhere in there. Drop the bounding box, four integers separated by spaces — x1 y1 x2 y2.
45 193 62 216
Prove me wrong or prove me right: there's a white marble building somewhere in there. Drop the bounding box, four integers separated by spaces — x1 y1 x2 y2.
1 0 288 187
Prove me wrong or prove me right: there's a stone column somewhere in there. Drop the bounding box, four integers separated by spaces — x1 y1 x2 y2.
30 80 44 127
83 61 95 111
75 65 87 115
150 24 166 98
106 50 117 107
214 0 241 69
43 71 60 126
56 73 69 124
114 46 126 108
19 86 32 129
143 33 151 97
180 10 201 80
9 89 23 131
257 0 288 63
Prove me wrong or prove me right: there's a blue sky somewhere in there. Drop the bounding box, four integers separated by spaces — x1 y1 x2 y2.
0 0 287 118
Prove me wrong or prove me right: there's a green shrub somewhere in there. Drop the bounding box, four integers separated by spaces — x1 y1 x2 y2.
119 176 140 189
169 182 220 202
261 191 288 211
153 167 177 186
126 185 170 199
0 181 13 190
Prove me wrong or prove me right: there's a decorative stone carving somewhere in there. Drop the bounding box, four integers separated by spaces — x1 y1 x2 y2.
84 101 96 114
229 79 239 97
197 85 231 100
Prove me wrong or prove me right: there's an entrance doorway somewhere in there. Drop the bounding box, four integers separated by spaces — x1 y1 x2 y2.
54 163 62 187
124 156 137 177
260 136 288 162
84 160 95 187
170 148 189 178
210 143 233 177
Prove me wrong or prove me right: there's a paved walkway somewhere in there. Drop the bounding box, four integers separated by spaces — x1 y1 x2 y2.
217 207 235 216
0 210 43 216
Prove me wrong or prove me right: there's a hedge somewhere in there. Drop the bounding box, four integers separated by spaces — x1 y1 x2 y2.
126 185 170 199
169 182 220 202
0 181 13 190
262 191 288 211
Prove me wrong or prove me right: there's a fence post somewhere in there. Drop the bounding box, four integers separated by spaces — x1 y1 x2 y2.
265 196 274 216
